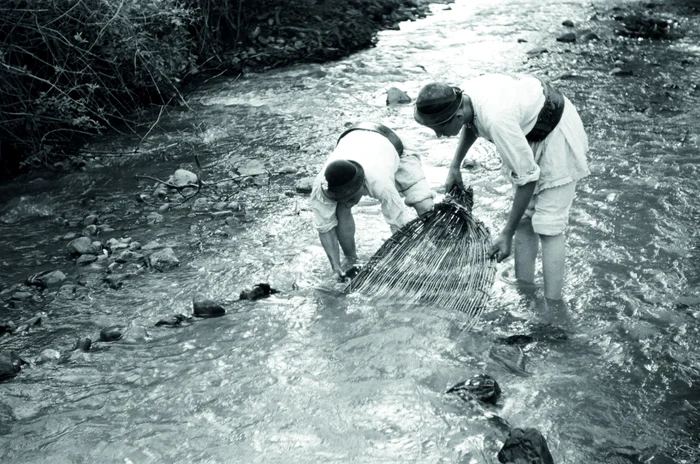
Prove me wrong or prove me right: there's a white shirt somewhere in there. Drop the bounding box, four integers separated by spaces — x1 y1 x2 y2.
310 130 410 233
463 73 589 193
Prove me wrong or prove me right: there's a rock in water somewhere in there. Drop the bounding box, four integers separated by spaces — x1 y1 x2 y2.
386 87 412 105
99 326 124 342
497 428 554 464
239 283 278 301
72 337 92 351
447 373 502 405
155 313 194 327
0 351 24 381
192 296 226 318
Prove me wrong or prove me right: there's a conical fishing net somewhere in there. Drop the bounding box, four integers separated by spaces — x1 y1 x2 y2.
345 186 496 329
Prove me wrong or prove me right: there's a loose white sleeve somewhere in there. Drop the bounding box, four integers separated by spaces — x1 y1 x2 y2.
310 183 339 233
488 115 541 185
376 183 409 231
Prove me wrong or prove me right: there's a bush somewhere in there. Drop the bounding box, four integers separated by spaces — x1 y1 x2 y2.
0 0 197 172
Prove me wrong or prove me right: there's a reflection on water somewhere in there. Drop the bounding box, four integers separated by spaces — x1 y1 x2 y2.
1 0 700 463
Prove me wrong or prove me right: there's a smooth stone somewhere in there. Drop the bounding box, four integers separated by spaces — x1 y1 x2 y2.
99 326 123 342
193 297 226 318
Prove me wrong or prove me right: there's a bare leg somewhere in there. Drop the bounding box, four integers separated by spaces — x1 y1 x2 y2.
513 216 538 284
540 233 566 300
336 203 358 262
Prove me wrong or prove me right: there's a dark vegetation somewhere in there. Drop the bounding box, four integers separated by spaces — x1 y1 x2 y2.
0 0 444 178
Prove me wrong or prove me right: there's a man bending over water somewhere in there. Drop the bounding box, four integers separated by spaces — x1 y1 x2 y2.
310 122 436 280
414 74 590 301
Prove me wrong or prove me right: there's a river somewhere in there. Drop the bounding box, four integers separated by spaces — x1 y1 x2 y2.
1 0 699 463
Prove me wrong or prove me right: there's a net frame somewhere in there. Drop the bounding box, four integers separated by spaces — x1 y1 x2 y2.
345 186 496 330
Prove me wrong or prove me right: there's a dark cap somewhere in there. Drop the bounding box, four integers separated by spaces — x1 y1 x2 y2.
414 83 463 127
322 160 365 201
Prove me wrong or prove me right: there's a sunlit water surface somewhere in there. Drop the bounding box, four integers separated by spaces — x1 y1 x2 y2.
1 0 699 463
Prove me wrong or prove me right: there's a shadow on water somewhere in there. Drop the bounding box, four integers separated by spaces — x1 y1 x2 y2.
1 0 700 462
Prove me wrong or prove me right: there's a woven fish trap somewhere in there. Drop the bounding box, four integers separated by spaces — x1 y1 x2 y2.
345 186 496 327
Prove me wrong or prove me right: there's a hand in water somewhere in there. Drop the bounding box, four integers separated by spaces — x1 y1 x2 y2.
335 264 363 283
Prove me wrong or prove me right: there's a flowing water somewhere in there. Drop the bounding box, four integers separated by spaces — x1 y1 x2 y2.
1 0 699 462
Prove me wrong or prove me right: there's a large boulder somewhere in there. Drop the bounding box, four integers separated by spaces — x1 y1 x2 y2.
497 428 554 464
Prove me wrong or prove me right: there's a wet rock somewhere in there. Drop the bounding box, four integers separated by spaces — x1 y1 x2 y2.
76 254 98 265
193 296 226 318
11 290 33 301
148 248 179 272
115 250 145 264
82 224 98 236
169 169 198 188
99 326 123 342
614 14 673 40
83 214 98 226
14 314 43 334
128 241 141 251
386 87 412 105
0 351 25 381
68 236 99 255
447 373 502 405
526 47 548 56
35 348 61 364
237 160 267 177
122 324 150 343
562 19 575 27
556 32 576 43
63 232 78 240
0 322 13 337
611 67 634 76
579 30 600 42
240 283 279 301
497 428 554 464
295 177 314 194
141 240 163 251
155 313 194 327
191 197 212 212
146 212 164 224
72 337 92 351
277 165 298 175
26 270 66 289
517 38 528 43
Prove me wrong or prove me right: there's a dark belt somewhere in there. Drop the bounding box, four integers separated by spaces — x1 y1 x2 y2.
526 78 565 143
337 122 404 156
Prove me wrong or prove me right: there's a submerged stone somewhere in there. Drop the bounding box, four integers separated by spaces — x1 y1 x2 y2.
0 351 24 381
447 373 502 405
155 313 194 327
99 326 124 342
497 428 554 464
239 283 278 301
193 296 226 318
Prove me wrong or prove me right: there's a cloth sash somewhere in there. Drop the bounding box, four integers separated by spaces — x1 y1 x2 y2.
337 122 404 156
526 79 565 143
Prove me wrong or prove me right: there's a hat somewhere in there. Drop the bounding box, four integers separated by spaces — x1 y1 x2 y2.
322 160 365 201
414 83 463 127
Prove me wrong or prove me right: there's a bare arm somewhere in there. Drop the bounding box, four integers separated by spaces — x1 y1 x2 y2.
446 126 478 192
489 181 537 262
319 229 344 277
